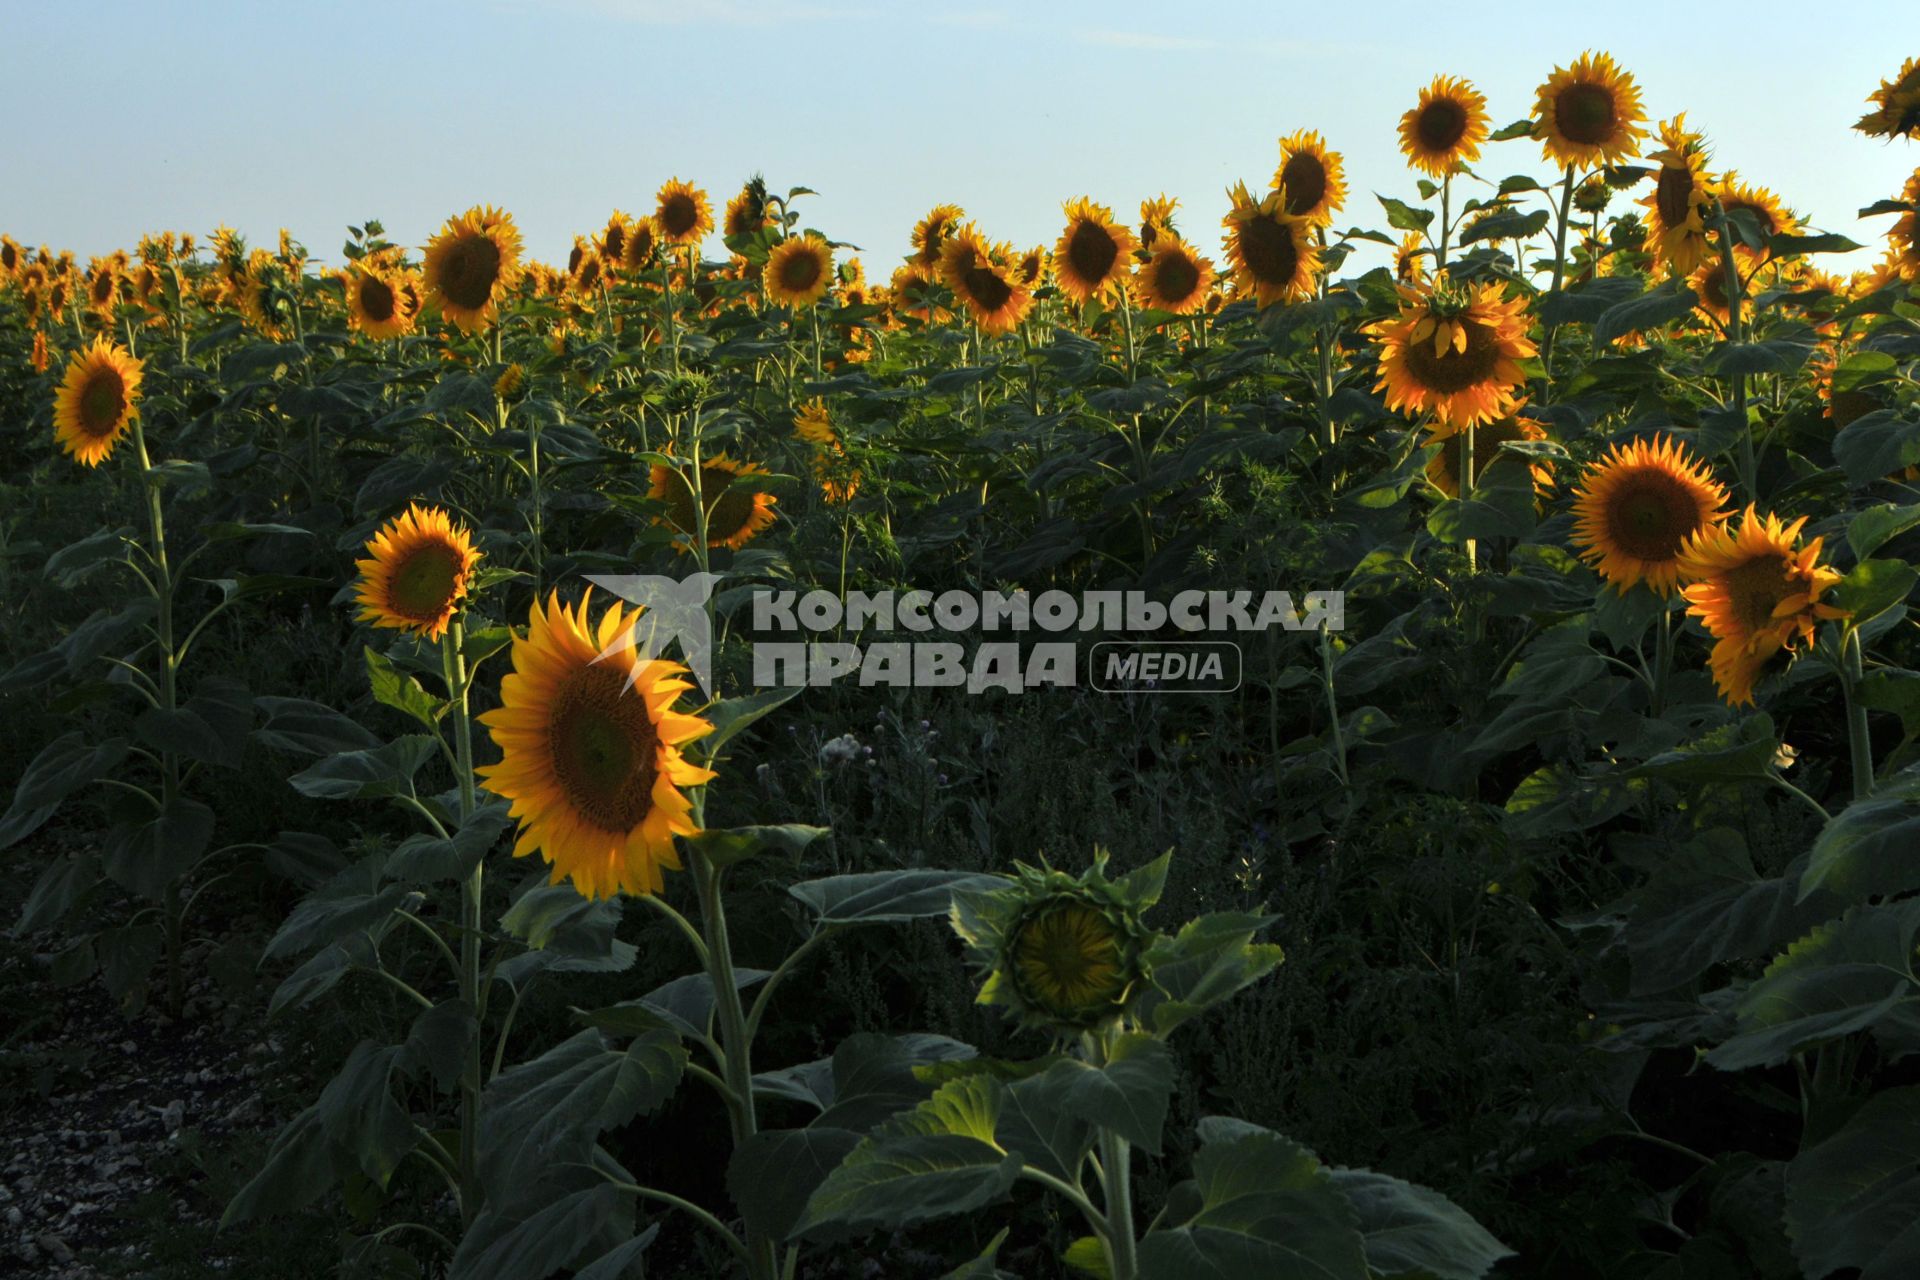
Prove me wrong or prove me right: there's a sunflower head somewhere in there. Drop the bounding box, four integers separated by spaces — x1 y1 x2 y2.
621 217 659 273
647 454 778 551
1138 194 1179 250
1016 245 1052 288
889 261 948 324
1882 168 1920 282
951 850 1165 1036
423 206 524 334
1679 506 1850 706
476 590 716 900
1399 77 1490 178
724 184 773 241
1533 51 1648 169
1272 129 1347 225
0 235 21 278
598 212 632 268
655 179 714 247
53 338 144 468
939 225 1033 336
1423 413 1555 501
1131 236 1215 316
1570 435 1729 595
1712 171 1798 266
912 204 965 268
764 233 835 308
1366 275 1538 429
1053 198 1136 303
353 504 482 642
1394 232 1427 287
1638 115 1715 277
1220 181 1320 309
344 263 416 340
1856 57 1920 141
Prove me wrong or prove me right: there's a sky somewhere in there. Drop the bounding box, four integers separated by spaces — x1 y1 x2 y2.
3 1 1915 279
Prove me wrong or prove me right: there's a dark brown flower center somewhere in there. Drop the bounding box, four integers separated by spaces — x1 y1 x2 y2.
386 543 463 620
1555 83 1617 146
603 223 626 263
1723 555 1794 634
1237 214 1298 287
1656 166 1697 227
1066 221 1119 286
547 663 660 832
1401 319 1501 393
358 275 397 323
1151 252 1201 305
1603 468 1702 561
1280 153 1328 216
78 368 126 436
1417 100 1470 153
438 235 502 311
778 247 823 293
961 264 1013 313
660 193 699 239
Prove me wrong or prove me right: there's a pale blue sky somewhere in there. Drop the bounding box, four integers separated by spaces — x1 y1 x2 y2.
3 1 1915 277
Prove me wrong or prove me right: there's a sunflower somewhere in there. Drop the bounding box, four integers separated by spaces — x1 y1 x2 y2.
476 590 715 901
1130 235 1215 315
1053 198 1136 303
53 338 143 468
1016 245 1051 288
1272 129 1346 225
1423 414 1554 500
1856 57 1920 141
1885 169 1920 281
598 212 632 268
838 257 870 308
654 178 713 247
1688 260 1736 327
1569 436 1728 595
352 504 481 642
344 264 415 340
1533 51 1647 169
86 259 122 319
889 261 947 324
0 234 21 279
30 330 49 374
939 225 1033 336
1394 232 1427 287
1399 77 1490 178
1713 172 1798 265
794 398 860 503
764 233 834 307
422 205 523 334
1368 276 1537 429
911 203 965 269
621 217 659 273
648 454 778 551
571 248 606 296
1637 115 1715 277
724 186 772 240
1679 507 1849 706
1138 194 1179 250
1220 182 1319 308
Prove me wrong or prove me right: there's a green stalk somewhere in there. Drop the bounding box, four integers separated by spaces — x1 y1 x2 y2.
1842 627 1874 799
1714 209 1758 502
1541 167 1578 390
1092 1029 1139 1280
1651 604 1674 717
1438 172 1452 270
441 620 483 1224
130 418 184 1017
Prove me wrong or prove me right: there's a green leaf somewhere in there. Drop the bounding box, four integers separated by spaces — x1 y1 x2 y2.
44 525 134 587
688 823 828 869
97 922 163 1003
1834 410 1920 486
1849 504 1920 561
570 1227 659 1280
365 647 447 728
0 732 129 850
587 969 771 1042
1799 768 1920 903
1785 1085 1920 1280
1835 350 1900 395
221 1103 335 1227
1329 1168 1513 1279
1138 912 1285 1034
252 696 382 756
316 1041 418 1189
388 801 510 883
1627 715 1779 783
1460 207 1550 245
16 849 98 934
264 856 417 961
1706 900 1920 1070
795 1077 1022 1237
1503 764 1646 838
1833 558 1917 622
1021 1034 1175 1153
1137 1117 1367 1280
136 676 254 768
1770 232 1865 257
450 1172 633 1280
1062 1236 1113 1278
703 685 803 754
289 735 437 800
790 869 1009 925
1595 279 1698 344
727 1127 864 1242
101 798 216 900
1376 196 1433 233
479 1029 685 1198
403 999 478 1092
1705 339 1814 377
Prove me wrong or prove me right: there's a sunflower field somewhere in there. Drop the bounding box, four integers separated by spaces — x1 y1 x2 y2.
4 47 1920 1280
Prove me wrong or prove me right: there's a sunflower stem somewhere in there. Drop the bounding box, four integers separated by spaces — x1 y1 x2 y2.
130 417 185 1019
1092 1028 1140 1280
1318 620 1348 788
1461 422 1477 573
1714 205 1759 503
1438 172 1452 271
1541 166 1578 392
1843 626 1875 799
440 620 484 1227
1651 603 1674 717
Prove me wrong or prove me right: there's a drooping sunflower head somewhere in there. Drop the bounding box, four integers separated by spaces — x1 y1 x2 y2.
476 590 716 901
1367 275 1538 429
1679 506 1850 706
1713 172 1798 265
1422 412 1555 501
53 338 143 468
1856 57 1920 141
1273 129 1346 224
950 850 1165 1036
423 205 524 334
647 454 778 551
1399 76 1490 178
1638 115 1715 277
1220 181 1319 309
1570 435 1729 595
793 397 836 446
86 258 122 317
353 504 482 642
764 233 835 308
654 179 714 247
1687 259 1736 327
1533 51 1648 169
0 234 20 278
620 217 659 274
794 399 859 502
837 257 870 308
940 224 1033 336
911 203 965 268
889 261 948 324
1053 197 1136 303
344 264 415 340
598 212 632 268
1394 232 1427 287
724 184 773 240
1138 194 1179 250
1130 236 1215 315
1884 168 1920 281
1016 245 1052 288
